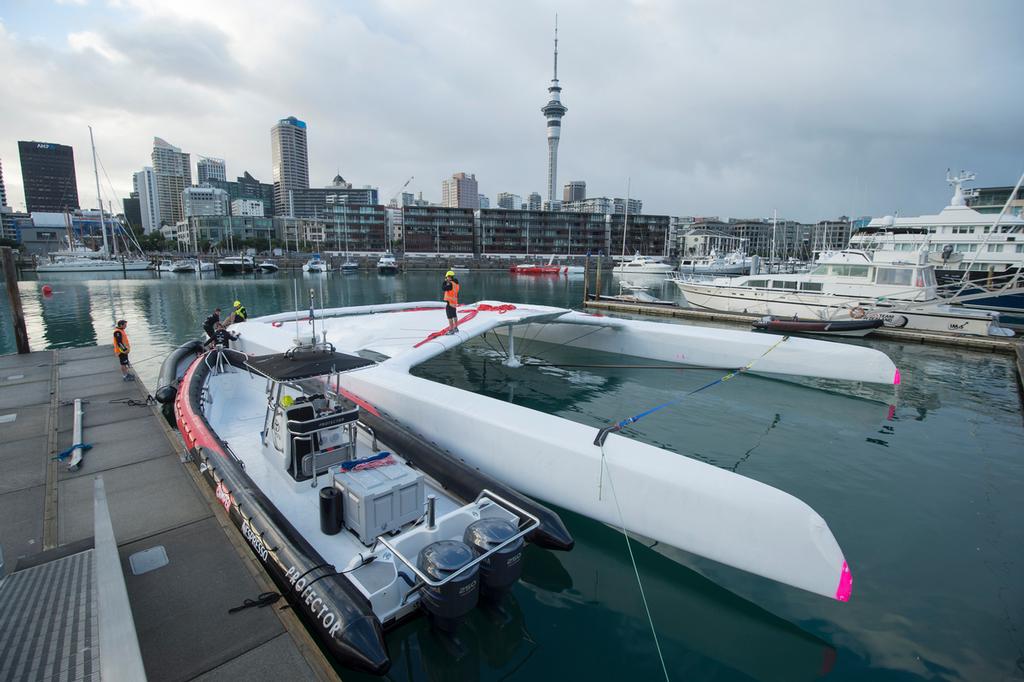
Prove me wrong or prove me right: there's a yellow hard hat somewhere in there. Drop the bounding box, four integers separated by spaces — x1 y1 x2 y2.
280 395 294 408
445 270 455 277
233 300 241 307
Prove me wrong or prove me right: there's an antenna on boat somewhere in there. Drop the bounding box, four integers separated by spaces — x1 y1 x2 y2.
309 288 316 343
293 278 301 343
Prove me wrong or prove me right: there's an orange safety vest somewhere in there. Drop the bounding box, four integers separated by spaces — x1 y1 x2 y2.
443 281 460 306
113 327 131 355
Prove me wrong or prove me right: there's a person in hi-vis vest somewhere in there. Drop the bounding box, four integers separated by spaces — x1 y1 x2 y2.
442 270 460 335
113 320 134 381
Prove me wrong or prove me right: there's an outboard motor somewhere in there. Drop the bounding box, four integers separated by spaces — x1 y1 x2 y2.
417 540 480 632
463 518 524 602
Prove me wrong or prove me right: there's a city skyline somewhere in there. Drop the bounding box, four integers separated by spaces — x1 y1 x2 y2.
0 1 1021 222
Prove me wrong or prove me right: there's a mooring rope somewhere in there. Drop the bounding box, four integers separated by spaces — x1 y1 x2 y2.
593 335 790 446
599 442 670 681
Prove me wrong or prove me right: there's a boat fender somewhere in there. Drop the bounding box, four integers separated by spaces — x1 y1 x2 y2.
319 486 343 535
850 306 866 319
884 314 908 328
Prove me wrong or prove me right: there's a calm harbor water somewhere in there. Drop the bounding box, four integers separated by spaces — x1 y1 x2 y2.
2 269 1022 681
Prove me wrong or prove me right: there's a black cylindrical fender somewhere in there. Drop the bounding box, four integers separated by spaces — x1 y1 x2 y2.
155 340 205 405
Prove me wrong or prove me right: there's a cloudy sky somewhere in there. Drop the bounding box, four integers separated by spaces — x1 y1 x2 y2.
1 0 1021 221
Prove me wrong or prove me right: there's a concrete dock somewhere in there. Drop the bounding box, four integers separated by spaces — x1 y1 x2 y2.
583 299 1020 354
0 346 339 681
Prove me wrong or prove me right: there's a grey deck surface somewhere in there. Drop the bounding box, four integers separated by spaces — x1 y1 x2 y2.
0 549 98 682
0 347 324 681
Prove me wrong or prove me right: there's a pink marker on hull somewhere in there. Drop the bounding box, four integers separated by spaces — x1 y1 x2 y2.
835 561 853 602
893 367 901 385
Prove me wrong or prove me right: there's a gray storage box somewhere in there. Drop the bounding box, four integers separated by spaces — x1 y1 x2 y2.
334 461 425 545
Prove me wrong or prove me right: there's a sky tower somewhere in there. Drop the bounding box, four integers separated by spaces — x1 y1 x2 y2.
542 16 567 207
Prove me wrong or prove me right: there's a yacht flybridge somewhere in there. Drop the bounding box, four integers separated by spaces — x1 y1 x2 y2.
161 300 899 673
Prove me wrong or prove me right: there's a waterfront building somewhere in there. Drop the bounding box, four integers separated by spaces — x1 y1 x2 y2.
402 206 475 254
152 138 191 226
496 192 522 210
133 167 161 234
197 157 227 185
22 209 119 255
1 207 20 242
726 218 809 259
563 181 585 203
231 199 264 217
122 193 143 233
811 218 852 253
528 192 542 211
207 171 275 218
297 204 388 253
441 172 479 209
479 209 606 256
17 141 80 212
966 184 1024 216
176 215 275 247
562 196 641 215
183 186 229 217
0 158 7 208
541 19 568 207
285 177 379 219
271 116 310 215
609 213 671 258
479 194 490 209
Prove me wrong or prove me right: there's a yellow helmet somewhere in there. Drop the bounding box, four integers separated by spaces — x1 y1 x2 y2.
233 300 241 307
280 395 294 408
445 270 455 277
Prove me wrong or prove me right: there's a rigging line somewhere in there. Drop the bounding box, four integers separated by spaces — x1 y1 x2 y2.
599 441 670 682
593 335 790 446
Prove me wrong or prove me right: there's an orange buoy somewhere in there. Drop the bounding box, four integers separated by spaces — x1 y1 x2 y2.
41 284 53 296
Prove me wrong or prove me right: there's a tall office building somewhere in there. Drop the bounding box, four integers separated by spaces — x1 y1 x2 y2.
496 192 522 210
478 194 490 209
271 116 310 216
528 192 542 211
197 157 227 185
441 172 479 209
563 180 585 203
152 138 191 226
17 141 80 212
183 186 229 217
0 158 7 207
541 19 567 207
133 167 161 234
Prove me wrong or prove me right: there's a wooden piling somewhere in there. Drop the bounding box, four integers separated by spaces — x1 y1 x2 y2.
1 246 30 353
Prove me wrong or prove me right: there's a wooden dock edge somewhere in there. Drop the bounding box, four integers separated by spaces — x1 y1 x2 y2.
581 300 1018 355
140 378 342 682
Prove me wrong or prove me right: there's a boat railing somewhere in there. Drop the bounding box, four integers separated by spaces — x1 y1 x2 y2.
376 489 540 589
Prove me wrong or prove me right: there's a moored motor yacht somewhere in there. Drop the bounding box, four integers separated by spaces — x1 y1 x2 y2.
673 248 1014 337
217 255 255 274
376 252 399 274
302 255 327 273
678 248 752 276
612 252 675 275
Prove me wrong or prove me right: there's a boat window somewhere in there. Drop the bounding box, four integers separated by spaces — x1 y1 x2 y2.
810 265 829 275
828 265 871 277
986 244 1004 252
922 268 936 287
875 267 912 286
799 282 823 291
772 280 798 290
1016 244 1024 253
954 244 978 252
744 279 768 288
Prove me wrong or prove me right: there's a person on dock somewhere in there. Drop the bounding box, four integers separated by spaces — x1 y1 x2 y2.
442 270 460 335
203 308 221 342
229 300 247 325
113 319 134 381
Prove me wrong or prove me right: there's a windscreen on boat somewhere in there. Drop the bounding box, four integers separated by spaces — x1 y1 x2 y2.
245 349 375 381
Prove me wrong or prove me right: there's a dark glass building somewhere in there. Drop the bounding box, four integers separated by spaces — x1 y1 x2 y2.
18 141 80 212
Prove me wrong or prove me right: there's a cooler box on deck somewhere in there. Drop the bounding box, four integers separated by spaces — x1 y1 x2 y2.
334 461 425 545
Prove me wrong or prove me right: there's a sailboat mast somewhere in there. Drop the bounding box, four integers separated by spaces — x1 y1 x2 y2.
89 126 110 256
620 177 631 258
771 209 778 272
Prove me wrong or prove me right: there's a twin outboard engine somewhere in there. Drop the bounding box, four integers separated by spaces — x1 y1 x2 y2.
417 541 481 632
463 518 524 602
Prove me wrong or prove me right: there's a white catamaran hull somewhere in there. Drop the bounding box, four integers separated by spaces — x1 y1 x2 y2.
226 300 904 601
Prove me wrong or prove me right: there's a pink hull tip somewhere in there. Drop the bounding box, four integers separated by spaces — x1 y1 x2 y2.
893 367 901 385
835 561 853 602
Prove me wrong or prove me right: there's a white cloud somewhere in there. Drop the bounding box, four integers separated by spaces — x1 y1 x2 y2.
1 0 1021 220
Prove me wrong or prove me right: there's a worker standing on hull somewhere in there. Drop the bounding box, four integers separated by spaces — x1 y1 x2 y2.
442 270 460 335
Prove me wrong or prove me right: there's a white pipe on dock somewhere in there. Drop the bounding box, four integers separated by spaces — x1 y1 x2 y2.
68 399 85 472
